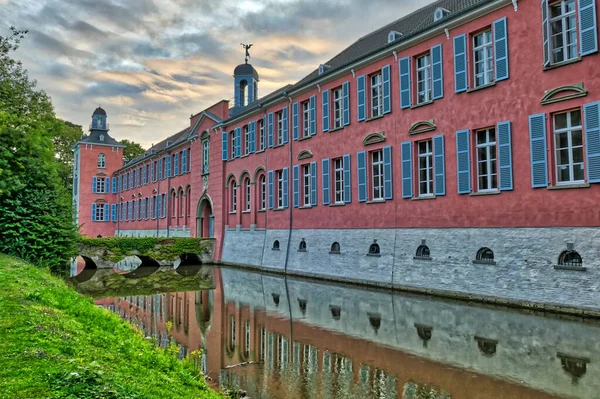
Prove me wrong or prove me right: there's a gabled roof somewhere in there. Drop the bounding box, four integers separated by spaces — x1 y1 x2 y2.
224 0 491 124
78 130 123 147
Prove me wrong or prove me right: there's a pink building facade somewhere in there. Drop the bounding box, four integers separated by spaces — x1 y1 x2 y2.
74 0 600 313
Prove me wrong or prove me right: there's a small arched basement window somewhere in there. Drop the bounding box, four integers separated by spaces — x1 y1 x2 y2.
298 239 307 252
330 242 341 254
559 250 582 267
368 240 380 256
415 245 430 259
475 247 495 264
272 240 280 250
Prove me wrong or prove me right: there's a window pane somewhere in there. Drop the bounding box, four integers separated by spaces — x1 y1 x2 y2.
554 113 568 130
574 164 585 181
478 147 488 161
572 147 584 163
572 129 583 146
556 132 569 148
557 149 570 165
558 165 570 182
571 110 582 126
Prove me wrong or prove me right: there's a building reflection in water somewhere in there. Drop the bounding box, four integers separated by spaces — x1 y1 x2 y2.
94 267 600 399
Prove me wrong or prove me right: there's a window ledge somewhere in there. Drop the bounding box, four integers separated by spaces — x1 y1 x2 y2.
366 199 386 204
472 260 496 265
329 126 345 133
258 209 266 213
412 195 436 201
272 207 286 212
547 183 590 190
255 149 266 154
543 57 582 71
202 172 210 176
273 143 285 148
329 251 341 255
272 248 280 251
413 256 432 261
366 253 381 257
228 212 236 215
554 265 586 271
240 154 249 158
467 82 496 93
365 115 384 123
297 249 307 253
470 190 500 197
298 135 312 141
242 210 251 214
298 205 313 209
329 202 346 207
411 100 434 110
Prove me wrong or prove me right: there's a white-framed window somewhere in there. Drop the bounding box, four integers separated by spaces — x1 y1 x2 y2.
95 203 105 221
334 157 344 203
371 150 384 200
258 119 265 151
96 177 105 193
230 317 236 348
554 109 584 184
244 321 251 358
418 140 434 196
416 53 432 104
476 128 498 191
549 0 577 64
259 175 266 210
231 182 237 213
302 101 310 138
333 88 343 129
473 29 494 87
244 125 250 155
230 131 235 160
202 140 209 174
277 111 284 145
277 171 284 208
244 178 251 211
302 164 311 206
97 153 106 168
370 73 383 118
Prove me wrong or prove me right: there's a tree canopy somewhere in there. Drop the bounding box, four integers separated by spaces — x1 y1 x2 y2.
121 139 146 163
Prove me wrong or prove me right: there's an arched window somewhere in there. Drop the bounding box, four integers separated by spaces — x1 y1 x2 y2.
179 189 185 218
171 190 177 219
330 242 341 254
231 182 237 213
416 245 430 258
97 153 106 168
298 239 307 252
368 241 380 255
239 79 248 106
185 187 191 225
476 247 494 263
259 175 267 210
272 240 280 250
244 178 251 211
559 251 582 266
229 316 236 350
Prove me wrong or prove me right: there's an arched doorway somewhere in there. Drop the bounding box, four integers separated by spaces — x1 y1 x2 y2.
196 195 214 238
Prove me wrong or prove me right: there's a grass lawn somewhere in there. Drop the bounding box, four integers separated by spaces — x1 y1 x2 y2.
0 254 222 399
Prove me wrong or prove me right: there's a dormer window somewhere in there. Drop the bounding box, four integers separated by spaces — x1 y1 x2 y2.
434 7 450 22
99 135 105 142
387 31 402 43
318 64 330 75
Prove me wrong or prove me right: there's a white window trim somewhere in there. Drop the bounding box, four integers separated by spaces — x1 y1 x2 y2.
244 125 250 155
277 171 284 208
370 73 383 118
549 0 578 64
97 154 106 168
334 158 344 203
245 179 251 211
371 150 384 200
476 128 498 192
302 102 310 138
418 140 434 196
302 164 311 206
473 29 494 87
277 112 284 145
554 110 584 185
416 54 432 104
333 88 343 129
231 183 237 213
259 120 265 151
260 176 267 210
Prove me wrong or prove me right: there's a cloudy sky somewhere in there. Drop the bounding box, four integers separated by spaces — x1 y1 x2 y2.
1 0 433 148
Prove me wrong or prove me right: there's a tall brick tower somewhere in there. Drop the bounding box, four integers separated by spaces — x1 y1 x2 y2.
72 107 124 237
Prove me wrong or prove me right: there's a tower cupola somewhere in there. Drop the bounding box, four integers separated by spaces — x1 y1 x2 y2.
231 44 259 116
91 106 108 131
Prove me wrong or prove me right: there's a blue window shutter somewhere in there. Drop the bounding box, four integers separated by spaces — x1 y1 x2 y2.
174 153 179 175
92 176 97 193
91 203 97 221
433 135 446 195
357 151 367 202
584 101 600 182
158 160 163 180
157 196 162 218
310 162 317 206
453 34 468 93
250 121 256 153
382 64 391 114
343 81 350 126
399 57 411 108
182 150 187 173
497 121 513 190
283 168 289 208
268 170 274 209
431 44 444 99
166 156 172 177
542 0 550 66
343 154 351 203
112 177 117 193
268 113 274 147
293 165 300 207
357 75 366 121
493 17 509 81
105 177 110 193
456 129 472 193
383 145 393 199
104 204 109 222
263 116 268 149
528 114 549 188
322 90 330 132
322 158 330 205
579 0 598 56
293 102 299 140
309 95 316 136
222 131 228 160
235 127 242 157
401 141 413 198
282 107 289 143
117 176 121 193
111 204 116 222
142 165 147 183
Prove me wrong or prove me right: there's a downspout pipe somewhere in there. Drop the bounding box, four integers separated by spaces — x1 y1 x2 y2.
281 92 294 274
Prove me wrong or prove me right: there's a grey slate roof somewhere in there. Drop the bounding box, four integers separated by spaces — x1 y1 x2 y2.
225 0 490 123
79 129 122 147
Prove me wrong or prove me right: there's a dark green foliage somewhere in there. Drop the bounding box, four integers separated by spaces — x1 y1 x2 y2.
0 27 77 271
120 139 146 164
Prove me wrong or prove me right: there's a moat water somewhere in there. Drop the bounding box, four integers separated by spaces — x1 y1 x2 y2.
71 264 600 399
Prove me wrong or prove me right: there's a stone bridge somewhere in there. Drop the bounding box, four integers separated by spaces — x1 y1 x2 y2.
76 237 215 271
